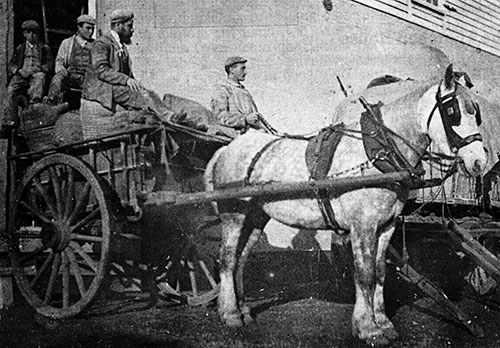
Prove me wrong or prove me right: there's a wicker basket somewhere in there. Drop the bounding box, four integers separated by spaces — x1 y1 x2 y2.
80 99 130 139
20 104 61 151
23 126 55 151
54 111 84 146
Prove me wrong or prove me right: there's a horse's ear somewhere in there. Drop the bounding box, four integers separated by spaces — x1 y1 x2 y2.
444 64 455 90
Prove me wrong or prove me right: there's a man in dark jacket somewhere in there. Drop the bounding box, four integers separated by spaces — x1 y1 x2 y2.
82 9 178 120
1 20 54 131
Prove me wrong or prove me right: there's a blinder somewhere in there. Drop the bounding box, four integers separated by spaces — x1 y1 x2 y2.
442 92 461 126
474 102 482 126
429 85 482 152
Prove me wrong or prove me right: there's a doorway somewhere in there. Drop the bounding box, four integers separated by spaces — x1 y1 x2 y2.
13 0 89 56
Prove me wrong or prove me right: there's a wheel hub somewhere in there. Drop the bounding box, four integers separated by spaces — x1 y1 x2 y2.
42 220 71 252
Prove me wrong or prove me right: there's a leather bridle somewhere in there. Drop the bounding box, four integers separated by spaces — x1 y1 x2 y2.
427 85 482 153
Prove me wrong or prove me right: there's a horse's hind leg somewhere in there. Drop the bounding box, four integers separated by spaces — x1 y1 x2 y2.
218 211 246 327
374 220 398 340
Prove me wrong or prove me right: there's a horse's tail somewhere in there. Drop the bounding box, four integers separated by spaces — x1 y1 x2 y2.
204 145 227 215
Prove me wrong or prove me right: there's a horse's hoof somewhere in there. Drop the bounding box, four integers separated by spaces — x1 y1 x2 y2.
240 305 254 325
221 312 244 328
242 313 254 326
364 334 390 347
382 327 399 341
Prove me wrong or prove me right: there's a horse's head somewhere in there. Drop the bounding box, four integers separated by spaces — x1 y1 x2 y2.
426 64 487 177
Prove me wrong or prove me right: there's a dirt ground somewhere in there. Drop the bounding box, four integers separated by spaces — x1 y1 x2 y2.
2 204 500 348
2 282 500 348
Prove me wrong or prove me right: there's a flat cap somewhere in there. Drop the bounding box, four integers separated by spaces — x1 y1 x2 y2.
224 56 247 68
77 14 96 25
21 20 39 31
110 9 134 24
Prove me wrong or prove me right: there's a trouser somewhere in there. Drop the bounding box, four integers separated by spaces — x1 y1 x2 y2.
47 70 84 104
112 85 171 117
2 72 47 126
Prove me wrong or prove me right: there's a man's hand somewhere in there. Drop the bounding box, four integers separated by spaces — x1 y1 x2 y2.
126 78 145 93
17 68 31 79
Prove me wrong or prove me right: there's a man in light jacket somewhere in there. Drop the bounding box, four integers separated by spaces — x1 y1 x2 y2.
44 14 95 106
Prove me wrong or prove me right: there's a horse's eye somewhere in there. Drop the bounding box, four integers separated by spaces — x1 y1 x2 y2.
464 100 475 114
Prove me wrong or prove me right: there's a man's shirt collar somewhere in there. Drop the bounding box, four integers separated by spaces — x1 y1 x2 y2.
225 78 245 89
110 30 122 46
75 35 90 46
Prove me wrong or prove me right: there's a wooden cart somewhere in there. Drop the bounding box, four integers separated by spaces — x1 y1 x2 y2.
4 115 419 319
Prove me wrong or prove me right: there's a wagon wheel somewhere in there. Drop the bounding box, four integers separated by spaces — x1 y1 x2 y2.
9 153 120 318
157 235 220 306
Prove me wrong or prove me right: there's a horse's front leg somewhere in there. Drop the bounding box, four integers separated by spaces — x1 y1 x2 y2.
350 223 389 346
374 220 399 340
218 212 246 327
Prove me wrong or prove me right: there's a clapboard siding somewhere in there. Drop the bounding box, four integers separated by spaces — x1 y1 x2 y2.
412 5 445 26
447 17 498 48
452 0 500 27
352 0 409 17
448 2 500 40
353 0 500 57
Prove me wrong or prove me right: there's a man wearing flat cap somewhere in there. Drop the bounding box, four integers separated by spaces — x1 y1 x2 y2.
44 14 96 106
210 56 264 135
1 19 54 133
82 9 178 120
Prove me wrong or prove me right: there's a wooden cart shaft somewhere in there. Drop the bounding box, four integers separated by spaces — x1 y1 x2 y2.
145 171 414 207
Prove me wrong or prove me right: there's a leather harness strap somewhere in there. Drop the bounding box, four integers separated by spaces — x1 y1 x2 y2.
244 137 283 186
306 125 345 230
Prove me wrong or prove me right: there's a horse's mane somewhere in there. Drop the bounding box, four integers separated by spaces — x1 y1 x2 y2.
332 78 435 126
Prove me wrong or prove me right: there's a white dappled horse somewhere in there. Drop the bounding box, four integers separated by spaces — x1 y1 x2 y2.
204 65 487 346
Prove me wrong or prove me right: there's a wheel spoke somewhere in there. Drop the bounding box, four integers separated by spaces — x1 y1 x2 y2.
33 177 59 219
70 233 103 243
43 252 61 305
187 260 198 297
19 201 52 224
30 251 55 287
64 167 75 219
66 248 86 297
68 183 91 225
18 245 48 264
49 166 63 217
199 259 217 289
70 241 98 272
70 208 100 233
62 251 70 309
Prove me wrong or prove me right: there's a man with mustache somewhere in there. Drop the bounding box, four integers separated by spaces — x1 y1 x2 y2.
210 56 265 136
82 9 178 121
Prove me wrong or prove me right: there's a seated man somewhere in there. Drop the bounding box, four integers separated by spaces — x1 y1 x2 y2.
82 9 178 121
44 14 96 106
1 20 54 133
210 56 265 136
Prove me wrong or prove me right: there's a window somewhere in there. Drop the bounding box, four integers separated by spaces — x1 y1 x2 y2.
412 0 445 14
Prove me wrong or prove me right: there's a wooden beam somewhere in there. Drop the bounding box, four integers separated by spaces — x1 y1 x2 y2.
145 171 413 206
447 221 500 284
388 245 484 337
